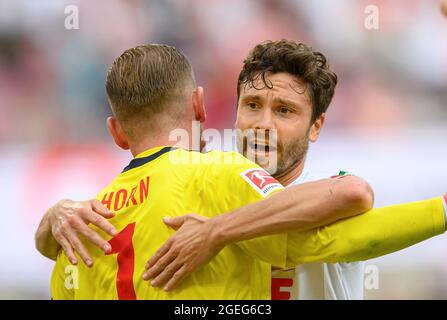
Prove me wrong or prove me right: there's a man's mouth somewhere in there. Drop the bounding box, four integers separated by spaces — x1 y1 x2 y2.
247 141 277 154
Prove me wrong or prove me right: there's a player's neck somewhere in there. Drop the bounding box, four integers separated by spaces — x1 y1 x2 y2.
273 158 306 187
129 128 197 157
130 139 175 157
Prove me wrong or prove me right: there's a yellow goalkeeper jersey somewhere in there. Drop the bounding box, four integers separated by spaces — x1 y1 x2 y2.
51 146 287 300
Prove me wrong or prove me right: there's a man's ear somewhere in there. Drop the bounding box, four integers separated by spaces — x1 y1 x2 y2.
192 86 206 123
106 116 130 150
308 113 325 143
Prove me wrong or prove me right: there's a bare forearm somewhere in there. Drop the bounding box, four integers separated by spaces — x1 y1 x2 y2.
212 176 373 246
35 208 61 260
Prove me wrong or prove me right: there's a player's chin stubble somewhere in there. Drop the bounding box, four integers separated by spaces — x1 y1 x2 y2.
269 136 309 178
236 132 309 178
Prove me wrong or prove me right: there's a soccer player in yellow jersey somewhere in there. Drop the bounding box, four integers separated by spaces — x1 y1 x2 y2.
36 43 447 300
51 146 294 299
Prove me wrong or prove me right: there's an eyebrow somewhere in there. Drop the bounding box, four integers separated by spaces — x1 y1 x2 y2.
240 94 301 110
273 97 299 109
240 94 263 102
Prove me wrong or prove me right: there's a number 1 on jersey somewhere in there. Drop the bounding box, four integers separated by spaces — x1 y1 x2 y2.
106 222 137 300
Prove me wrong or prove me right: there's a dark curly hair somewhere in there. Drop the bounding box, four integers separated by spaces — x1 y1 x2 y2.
237 39 337 123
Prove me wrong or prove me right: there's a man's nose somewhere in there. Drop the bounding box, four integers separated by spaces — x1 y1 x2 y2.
254 108 275 130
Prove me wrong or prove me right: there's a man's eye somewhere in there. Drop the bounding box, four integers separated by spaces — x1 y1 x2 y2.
247 103 258 109
279 107 290 114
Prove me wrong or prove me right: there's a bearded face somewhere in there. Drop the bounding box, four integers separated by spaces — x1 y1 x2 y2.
235 72 323 180
236 127 309 176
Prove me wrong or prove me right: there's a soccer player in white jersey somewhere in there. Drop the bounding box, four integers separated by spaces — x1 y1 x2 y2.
233 40 363 300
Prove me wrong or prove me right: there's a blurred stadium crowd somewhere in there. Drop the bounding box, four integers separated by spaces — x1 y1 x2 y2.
0 0 446 299
0 0 446 145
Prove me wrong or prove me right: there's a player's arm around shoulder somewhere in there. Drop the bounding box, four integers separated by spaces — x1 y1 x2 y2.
143 156 376 290
319 171 375 223
209 168 375 243
286 195 446 266
35 198 117 266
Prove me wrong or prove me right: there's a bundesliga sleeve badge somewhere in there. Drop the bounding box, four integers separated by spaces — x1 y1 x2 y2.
240 168 283 197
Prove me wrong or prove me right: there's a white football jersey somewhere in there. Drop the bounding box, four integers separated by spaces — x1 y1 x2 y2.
271 170 365 300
